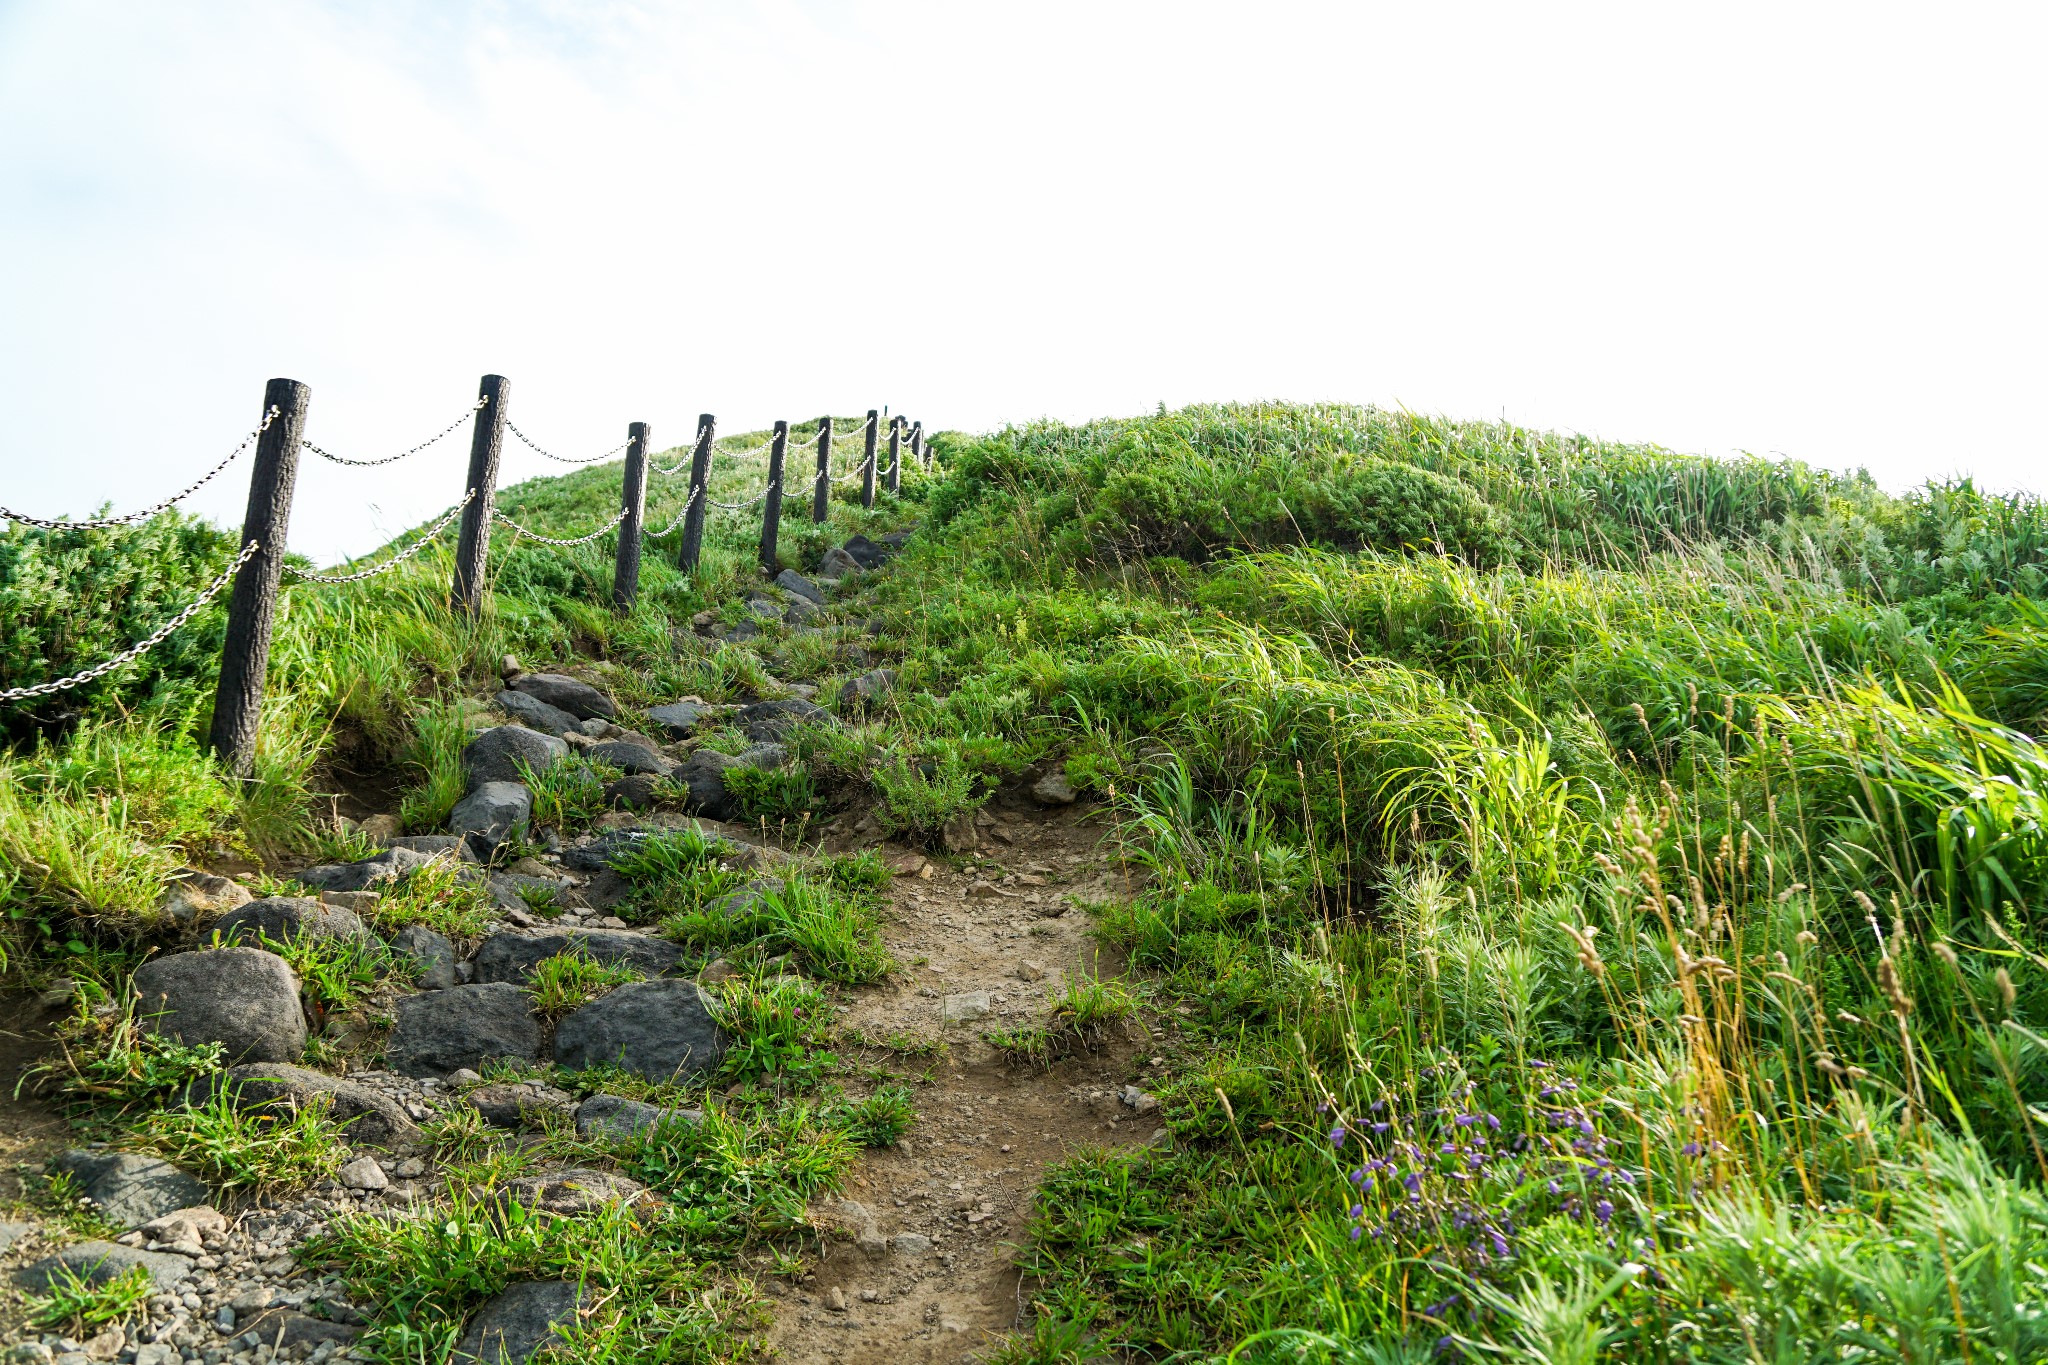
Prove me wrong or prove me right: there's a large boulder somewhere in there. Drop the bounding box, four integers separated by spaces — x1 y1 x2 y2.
392 924 457 990
553 979 726 1083
451 781 532 850
841 534 890 569
574 1093 704 1141
736 699 834 743
131 948 306 1064
14 1242 193 1293
452 1282 588 1365
296 844 441 893
774 569 825 605
584 740 674 777
509 673 617 722
646 701 712 739
213 896 367 947
384 982 541 1078
494 689 582 738
472 928 682 985
463 726 569 790
50 1152 208 1231
190 1063 417 1147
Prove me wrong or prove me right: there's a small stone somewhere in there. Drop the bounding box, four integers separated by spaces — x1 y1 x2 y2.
965 881 997 899
942 991 991 1022
138 1207 226 1245
461 726 569 790
449 781 532 852
449 1068 484 1086
508 673 617 722
337 1157 388 1191
80 1328 122 1360
773 569 825 604
358 813 403 842
154 872 251 926
1031 770 1079 805
1015 960 1049 982
837 669 896 717
646 700 712 739
824 1286 847 1313
698 958 739 985
817 546 862 580
941 813 979 853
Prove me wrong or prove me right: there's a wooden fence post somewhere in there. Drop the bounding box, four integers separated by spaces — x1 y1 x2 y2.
885 416 904 495
812 416 832 523
759 420 788 573
860 408 879 510
678 413 716 573
613 421 650 611
449 373 509 616
207 377 310 777
913 420 925 467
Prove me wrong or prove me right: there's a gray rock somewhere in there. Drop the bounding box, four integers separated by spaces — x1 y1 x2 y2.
232 1311 361 1351
488 1169 648 1221
0 1220 31 1254
510 673 617 721
732 742 788 771
719 620 762 644
838 669 896 717
893 1232 933 1256
154 871 249 926
942 990 992 1022
584 740 673 777
817 546 862 580
702 878 782 920
383 834 477 863
743 595 785 622
494 689 581 738
464 1081 573 1129
212 897 367 947
646 701 712 739
554 979 727 1083
392 925 456 990
603 773 664 811
337 1156 388 1191
485 871 568 913
450 781 531 850
13 1241 193 1292
50 1153 207 1231
774 569 825 605
573 1093 704 1141
1031 769 1080 805
462 726 569 790
841 533 890 568
781 596 819 625
296 845 441 892
472 928 682 985
384 982 542 1078
131 948 305 1064
188 1063 417 1147
452 1281 587 1365
736 699 834 743
671 750 739 822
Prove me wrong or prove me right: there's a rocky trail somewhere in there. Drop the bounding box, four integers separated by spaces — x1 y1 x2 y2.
0 529 1165 1365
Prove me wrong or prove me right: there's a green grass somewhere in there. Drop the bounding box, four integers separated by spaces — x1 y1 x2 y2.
26 1261 155 1333
137 1084 346 1194
525 948 642 1018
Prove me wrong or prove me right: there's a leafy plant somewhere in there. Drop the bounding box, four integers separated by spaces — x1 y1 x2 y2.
27 1262 155 1332
138 1084 345 1193
525 949 642 1018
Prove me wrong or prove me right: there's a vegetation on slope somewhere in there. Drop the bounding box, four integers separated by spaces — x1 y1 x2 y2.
7 400 2048 1361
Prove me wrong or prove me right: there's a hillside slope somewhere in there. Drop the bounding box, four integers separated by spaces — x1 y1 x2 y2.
4 402 2048 1363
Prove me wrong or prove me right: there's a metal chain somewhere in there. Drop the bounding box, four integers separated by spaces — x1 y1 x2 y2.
715 435 779 463
705 479 781 511
302 398 485 467
508 421 630 465
1 408 279 531
0 540 262 703
285 490 476 583
492 507 629 546
642 485 703 539
653 422 714 477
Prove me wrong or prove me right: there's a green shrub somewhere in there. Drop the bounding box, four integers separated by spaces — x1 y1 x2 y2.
873 750 986 845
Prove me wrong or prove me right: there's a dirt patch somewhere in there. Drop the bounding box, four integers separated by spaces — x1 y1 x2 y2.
765 801 1160 1363
0 991 74 1203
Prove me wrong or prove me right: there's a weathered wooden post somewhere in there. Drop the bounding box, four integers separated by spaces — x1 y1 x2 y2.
449 374 508 616
759 420 788 572
860 408 879 510
812 416 833 523
612 421 650 610
911 420 925 469
207 377 310 777
678 413 716 573
885 416 904 495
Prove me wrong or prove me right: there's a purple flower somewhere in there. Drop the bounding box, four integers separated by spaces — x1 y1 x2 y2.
1682 1142 1702 1156
1491 1231 1510 1257
1349 1225 1362 1241
1595 1199 1614 1225
1349 1204 1363 1218
1330 1124 1347 1148
1404 1172 1423 1193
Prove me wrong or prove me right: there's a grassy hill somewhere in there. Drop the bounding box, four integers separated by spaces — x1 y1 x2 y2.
6 402 2048 1361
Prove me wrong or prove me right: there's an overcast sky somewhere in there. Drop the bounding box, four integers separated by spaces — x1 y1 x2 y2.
3 1 2043 562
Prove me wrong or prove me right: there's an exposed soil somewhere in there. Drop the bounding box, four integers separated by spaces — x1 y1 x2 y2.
0 991 71 1202
764 795 1164 1363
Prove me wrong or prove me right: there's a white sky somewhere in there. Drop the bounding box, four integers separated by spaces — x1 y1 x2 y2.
3 1 2043 562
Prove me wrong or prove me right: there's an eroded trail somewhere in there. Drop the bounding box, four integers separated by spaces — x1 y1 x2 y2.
765 798 1157 1363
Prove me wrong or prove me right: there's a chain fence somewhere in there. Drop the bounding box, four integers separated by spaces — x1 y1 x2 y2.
303 399 486 467
285 490 477 583
493 507 630 546
0 539 262 702
508 420 631 466
1 408 280 532
642 486 704 539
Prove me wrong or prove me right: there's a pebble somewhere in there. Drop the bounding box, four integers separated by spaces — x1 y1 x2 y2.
941 991 991 1022
336 1157 388 1191
824 1286 848 1313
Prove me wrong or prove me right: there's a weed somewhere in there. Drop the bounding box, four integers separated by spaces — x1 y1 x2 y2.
20 988 224 1111
138 1084 345 1193
525 949 641 1018
27 1261 154 1333
713 974 838 1084
521 755 621 833
873 748 987 845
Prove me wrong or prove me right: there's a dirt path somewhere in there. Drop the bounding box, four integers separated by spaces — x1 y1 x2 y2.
764 795 1158 1363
